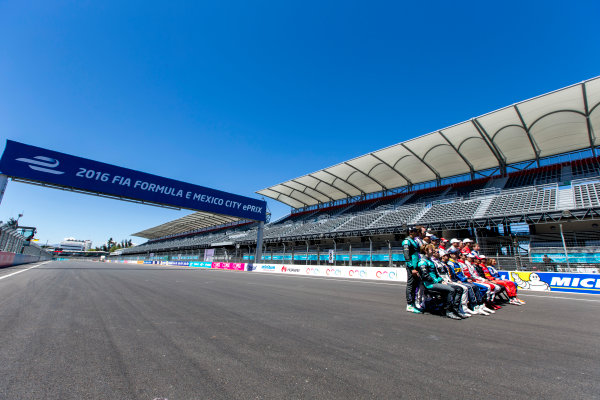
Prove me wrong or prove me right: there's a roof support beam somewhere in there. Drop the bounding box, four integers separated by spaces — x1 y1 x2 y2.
471 119 507 175
279 183 322 204
438 130 475 179
369 153 413 186
290 179 334 203
307 173 354 198
400 143 441 183
582 82 597 157
321 170 364 196
266 187 309 207
343 162 387 190
513 105 542 167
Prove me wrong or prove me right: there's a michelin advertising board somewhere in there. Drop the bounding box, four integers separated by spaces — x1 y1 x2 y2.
499 270 600 294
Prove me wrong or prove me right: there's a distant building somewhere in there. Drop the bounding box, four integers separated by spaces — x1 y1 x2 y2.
59 237 92 251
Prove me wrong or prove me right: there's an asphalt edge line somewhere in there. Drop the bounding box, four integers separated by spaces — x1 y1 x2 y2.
0 261 51 281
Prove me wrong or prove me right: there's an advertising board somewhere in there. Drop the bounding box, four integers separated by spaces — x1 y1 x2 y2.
189 261 212 268
499 270 600 294
250 264 407 282
0 140 266 221
212 262 246 271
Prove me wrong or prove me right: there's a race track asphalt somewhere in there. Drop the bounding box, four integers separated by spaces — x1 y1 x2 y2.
0 260 598 399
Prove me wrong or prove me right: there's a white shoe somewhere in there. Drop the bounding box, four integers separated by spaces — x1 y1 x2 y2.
463 308 475 315
510 299 522 306
483 306 495 314
475 306 489 315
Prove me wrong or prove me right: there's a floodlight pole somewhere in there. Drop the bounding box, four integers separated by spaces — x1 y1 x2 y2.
255 221 264 265
0 175 8 207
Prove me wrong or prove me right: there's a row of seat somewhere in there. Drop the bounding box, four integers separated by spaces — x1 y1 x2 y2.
126 180 590 255
573 182 600 208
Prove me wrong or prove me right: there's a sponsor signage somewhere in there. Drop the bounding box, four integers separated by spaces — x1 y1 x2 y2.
0 140 266 221
499 270 600 294
170 261 190 266
250 264 407 282
189 261 212 268
212 262 245 271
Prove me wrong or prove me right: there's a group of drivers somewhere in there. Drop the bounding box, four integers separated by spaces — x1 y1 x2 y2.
403 226 525 320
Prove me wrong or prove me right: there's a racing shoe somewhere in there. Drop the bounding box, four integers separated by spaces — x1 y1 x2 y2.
463 308 476 316
446 311 462 320
475 305 490 315
457 311 471 318
482 305 495 314
406 304 423 314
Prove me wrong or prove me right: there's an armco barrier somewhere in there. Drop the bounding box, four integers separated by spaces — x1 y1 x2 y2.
249 264 407 282
499 270 600 294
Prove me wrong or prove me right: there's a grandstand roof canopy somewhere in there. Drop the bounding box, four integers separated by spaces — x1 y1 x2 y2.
258 76 600 209
133 212 244 239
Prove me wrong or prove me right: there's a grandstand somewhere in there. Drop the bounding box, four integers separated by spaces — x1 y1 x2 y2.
119 77 600 271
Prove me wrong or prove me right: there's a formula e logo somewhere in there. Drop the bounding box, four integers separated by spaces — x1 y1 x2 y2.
16 156 65 175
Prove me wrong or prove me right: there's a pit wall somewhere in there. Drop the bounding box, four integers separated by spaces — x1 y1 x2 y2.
0 251 47 268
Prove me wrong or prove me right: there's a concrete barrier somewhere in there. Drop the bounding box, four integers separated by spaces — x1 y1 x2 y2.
0 251 45 267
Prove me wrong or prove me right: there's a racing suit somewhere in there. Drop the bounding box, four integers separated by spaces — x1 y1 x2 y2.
459 260 491 300
433 258 470 313
470 261 502 300
484 264 518 298
402 236 421 306
447 259 484 307
417 257 462 313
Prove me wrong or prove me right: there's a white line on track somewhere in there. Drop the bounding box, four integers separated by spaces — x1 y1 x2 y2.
0 261 50 281
518 293 600 302
235 271 404 286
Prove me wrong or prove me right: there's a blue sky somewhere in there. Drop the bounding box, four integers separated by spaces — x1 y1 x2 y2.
0 0 598 247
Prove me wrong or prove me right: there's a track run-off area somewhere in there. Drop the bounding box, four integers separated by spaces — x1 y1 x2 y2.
0 260 598 399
